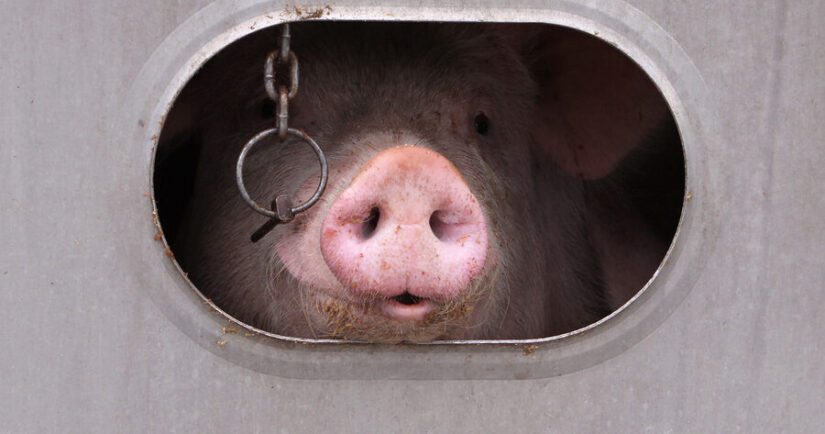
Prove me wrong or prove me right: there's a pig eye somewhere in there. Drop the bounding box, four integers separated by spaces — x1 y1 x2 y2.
474 112 490 136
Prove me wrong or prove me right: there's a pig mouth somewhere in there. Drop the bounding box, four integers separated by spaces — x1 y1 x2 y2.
303 287 484 342
312 289 438 322
391 292 423 305
382 292 436 321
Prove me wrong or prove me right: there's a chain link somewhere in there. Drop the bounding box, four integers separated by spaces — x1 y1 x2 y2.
264 27 299 140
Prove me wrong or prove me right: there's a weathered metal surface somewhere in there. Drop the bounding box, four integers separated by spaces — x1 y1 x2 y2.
1 0 823 432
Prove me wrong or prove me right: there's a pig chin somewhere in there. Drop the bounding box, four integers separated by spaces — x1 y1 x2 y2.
302 270 499 343
274 142 500 342
276 243 499 343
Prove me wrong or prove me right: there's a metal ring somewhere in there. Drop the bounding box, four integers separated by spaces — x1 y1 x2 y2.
236 128 328 219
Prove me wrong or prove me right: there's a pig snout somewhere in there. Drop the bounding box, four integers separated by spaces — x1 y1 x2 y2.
320 146 489 321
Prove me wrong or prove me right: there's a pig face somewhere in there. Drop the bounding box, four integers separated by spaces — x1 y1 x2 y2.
168 22 680 343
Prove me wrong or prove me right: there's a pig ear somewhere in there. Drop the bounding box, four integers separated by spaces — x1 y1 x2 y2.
517 26 670 180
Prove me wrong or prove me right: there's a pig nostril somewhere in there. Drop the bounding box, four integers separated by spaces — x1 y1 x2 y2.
429 211 448 241
360 207 380 240
392 292 423 305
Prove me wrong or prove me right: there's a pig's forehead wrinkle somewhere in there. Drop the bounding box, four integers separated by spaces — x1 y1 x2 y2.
196 22 537 125
288 23 534 103
294 22 497 67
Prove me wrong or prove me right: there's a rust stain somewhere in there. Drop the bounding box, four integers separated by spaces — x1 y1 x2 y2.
222 325 241 335
291 4 332 20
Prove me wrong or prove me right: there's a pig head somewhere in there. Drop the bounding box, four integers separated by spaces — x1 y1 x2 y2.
168 22 682 343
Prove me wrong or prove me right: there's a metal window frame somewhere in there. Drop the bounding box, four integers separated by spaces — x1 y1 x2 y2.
117 0 722 379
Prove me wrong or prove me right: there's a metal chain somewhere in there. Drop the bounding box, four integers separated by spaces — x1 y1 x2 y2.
236 23 329 243
264 25 299 140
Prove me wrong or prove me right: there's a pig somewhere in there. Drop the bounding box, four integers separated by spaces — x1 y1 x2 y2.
160 22 684 343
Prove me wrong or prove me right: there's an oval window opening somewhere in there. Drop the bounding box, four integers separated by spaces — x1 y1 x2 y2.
153 21 685 344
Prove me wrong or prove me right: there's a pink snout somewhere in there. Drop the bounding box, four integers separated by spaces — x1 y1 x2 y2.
320 146 489 320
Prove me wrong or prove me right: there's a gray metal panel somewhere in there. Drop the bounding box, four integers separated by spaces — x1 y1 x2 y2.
1 0 823 432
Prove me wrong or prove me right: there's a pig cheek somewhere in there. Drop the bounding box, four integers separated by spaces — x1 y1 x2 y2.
273 163 360 295
274 216 341 293
274 174 346 295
